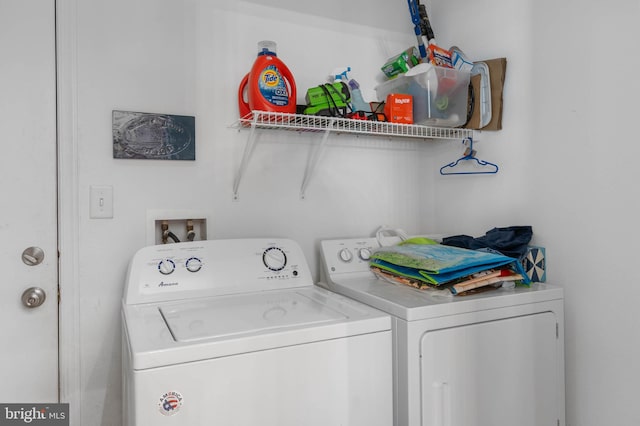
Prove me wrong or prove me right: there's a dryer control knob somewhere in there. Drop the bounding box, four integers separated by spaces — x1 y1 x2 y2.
358 248 372 261
158 259 176 275
339 248 353 262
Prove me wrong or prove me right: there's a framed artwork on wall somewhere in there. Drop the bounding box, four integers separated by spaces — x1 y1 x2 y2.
112 110 195 160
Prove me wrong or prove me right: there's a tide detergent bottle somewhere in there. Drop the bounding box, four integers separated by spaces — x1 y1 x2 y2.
238 41 297 118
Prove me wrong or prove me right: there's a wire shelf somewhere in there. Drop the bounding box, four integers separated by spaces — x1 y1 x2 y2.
230 111 473 141
230 110 474 199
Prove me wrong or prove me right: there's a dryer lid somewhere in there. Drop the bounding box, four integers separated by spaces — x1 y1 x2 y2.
160 290 347 342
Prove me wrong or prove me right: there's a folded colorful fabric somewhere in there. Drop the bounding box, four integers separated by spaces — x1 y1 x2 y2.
370 243 528 286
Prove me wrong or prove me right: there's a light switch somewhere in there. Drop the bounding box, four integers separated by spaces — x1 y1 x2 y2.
90 185 113 219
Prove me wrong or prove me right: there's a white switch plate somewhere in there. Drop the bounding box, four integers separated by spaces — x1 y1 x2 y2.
90 185 113 219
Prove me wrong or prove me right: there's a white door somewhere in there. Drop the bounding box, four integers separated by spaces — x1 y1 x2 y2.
0 0 59 402
421 313 560 426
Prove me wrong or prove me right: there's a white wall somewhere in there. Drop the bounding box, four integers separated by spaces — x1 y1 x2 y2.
426 0 535 232
62 0 640 425
531 2 640 425
429 1 640 426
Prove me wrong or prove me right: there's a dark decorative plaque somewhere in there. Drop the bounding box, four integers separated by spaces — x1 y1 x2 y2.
112 110 195 160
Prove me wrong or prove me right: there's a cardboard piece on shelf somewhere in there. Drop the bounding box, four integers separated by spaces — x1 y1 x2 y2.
483 57 506 130
464 57 507 131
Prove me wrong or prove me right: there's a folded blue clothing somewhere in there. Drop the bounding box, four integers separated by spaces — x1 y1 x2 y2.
442 226 533 259
370 243 528 286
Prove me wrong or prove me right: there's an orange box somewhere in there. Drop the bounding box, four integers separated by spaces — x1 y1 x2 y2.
384 94 413 124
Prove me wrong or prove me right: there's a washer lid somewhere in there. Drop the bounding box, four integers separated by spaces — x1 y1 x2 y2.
160 291 347 342
123 286 391 370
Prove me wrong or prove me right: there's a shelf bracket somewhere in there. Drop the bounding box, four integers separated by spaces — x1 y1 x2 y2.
232 116 259 200
300 119 334 199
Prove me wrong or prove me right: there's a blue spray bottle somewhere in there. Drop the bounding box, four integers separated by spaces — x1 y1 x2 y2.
347 79 371 113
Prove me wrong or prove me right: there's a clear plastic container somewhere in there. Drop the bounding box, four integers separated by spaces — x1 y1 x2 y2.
375 64 470 127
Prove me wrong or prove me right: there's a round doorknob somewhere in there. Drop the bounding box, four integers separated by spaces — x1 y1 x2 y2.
22 287 46 308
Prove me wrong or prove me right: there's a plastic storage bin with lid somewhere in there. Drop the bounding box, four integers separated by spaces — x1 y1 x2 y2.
375 63 470 127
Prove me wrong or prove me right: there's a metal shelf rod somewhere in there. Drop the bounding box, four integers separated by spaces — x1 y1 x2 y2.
231 111 473 140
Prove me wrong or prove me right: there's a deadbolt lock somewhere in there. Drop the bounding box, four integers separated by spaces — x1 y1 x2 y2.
22 247 45 266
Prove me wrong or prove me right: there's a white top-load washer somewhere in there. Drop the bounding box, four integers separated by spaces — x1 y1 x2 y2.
122 238 393 426
319 237 566 426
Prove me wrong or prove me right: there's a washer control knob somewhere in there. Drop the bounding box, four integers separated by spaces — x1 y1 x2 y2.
185 257 202 272
158 259 176 275
263 247 287 271
339 248 353 263
358 248 372 261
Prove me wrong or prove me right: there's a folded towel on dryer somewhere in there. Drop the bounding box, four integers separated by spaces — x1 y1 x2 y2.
370 242 528 287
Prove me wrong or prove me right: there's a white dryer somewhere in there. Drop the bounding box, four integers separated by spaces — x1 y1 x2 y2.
122 238 392 426
319 237 565 426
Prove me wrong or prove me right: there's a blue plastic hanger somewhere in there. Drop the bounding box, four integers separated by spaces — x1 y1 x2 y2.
439 137 499 175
